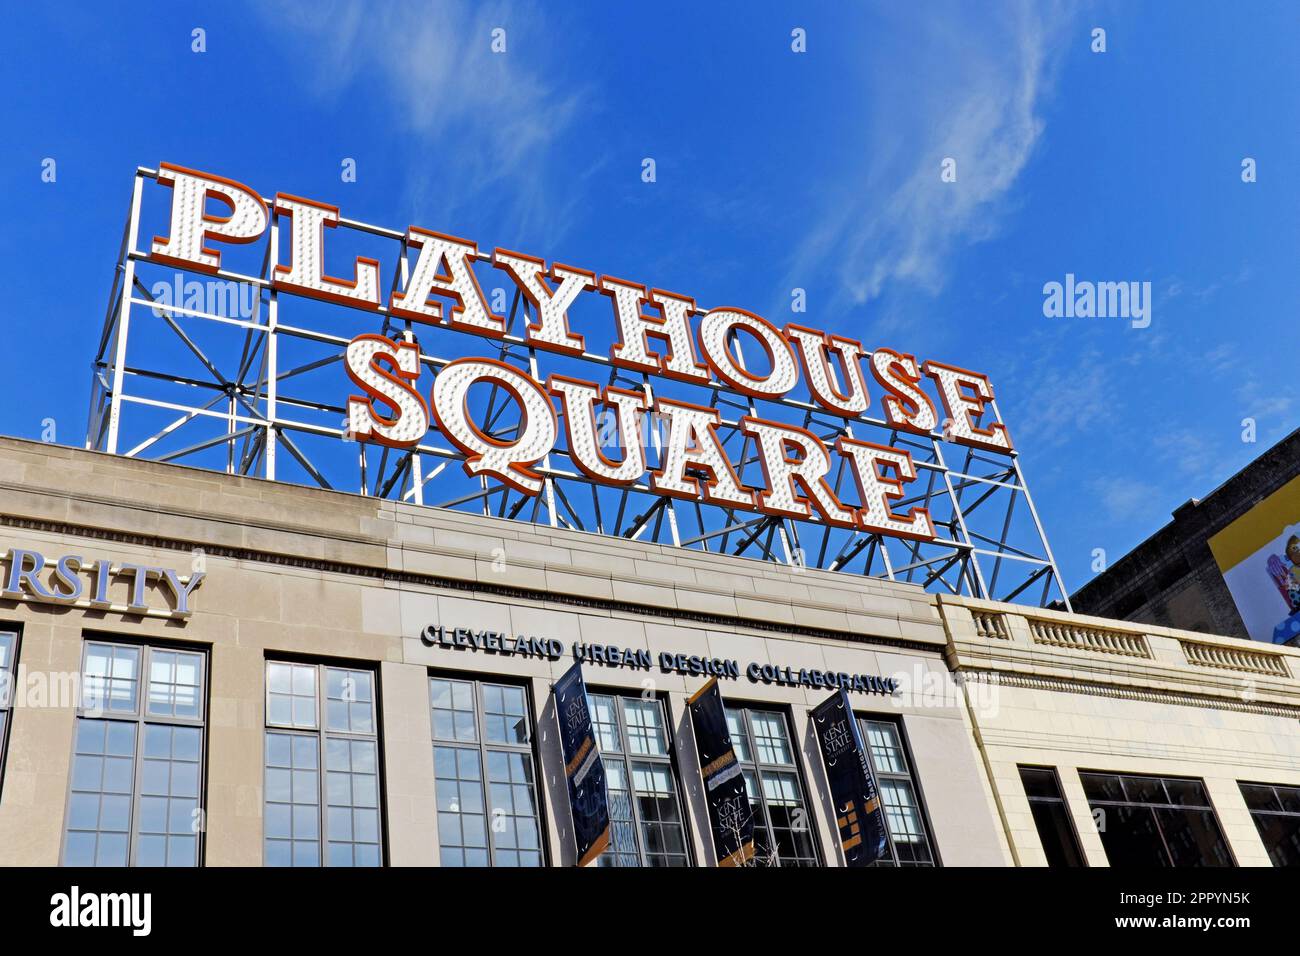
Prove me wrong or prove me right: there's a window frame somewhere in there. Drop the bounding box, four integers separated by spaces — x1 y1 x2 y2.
1238 780 1300 867
0 626 20 800
59 635 210 868
1017 763 1087 868
855 714 941 867
725 702 822 867
1079 769 1236 867
587 687 694 868
263 656 386 867
428 670 549 868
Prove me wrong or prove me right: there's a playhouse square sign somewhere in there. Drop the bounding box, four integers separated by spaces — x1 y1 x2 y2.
148 162 1020 544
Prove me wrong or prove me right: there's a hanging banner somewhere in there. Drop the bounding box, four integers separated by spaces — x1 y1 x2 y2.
811 689 888 866
553 662 610 866
687 677 755 867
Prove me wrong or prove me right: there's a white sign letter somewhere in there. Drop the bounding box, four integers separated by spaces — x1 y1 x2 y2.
601 278 710 383
431 359 557 495
650 399 753 508
548 376 648 483
274 195 380 309
870 348 939 435
742 418 857 527
698 308 798 397
836 438 935 540
391 228 505 337
785 325 870 417
923 360 1013 451
345 334 429 447
150 163 268 273
493 250 594 355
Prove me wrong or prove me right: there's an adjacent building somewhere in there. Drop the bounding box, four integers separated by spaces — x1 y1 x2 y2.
1072 428 1300 645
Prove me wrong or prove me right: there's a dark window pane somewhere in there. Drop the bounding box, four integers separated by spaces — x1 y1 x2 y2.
1239 784 1278 812
1162 778 1210 808
1095 805 1170 867
1019 766 1085 867
1278 788 1300 815
1086 772 1233 868
1121 775 1164 804
1019 767 1063 800
1080 773 1124 803
1253 813 1300 867
1028 801 1085 867
1156 809 1233 867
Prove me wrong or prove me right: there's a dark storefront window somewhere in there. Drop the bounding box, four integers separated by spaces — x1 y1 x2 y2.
1019 766 1086 867
589 692 690 867
63 640 206 867
725 706 820 866
430 676 544 867
1239 782 1300 866
0 630 15 796
264 661 382 866
1081 772 1233 867
858 717 937 866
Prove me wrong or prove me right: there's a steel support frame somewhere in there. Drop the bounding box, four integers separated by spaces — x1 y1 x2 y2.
85 167 1071 609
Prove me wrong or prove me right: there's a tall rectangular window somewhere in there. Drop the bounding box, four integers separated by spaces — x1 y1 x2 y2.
63 640 206 867
1019 765 1086 867
858 717 938 866
590 692 690 867
430 675 544 867
1081 771 1233 867
264 661 382 867
725 705 820 866
0 629 18 795
1239 782 1300 867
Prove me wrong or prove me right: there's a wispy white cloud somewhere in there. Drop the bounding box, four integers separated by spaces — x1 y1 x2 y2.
255 0 587 245
1092 475 1164 523
783 1 1074 310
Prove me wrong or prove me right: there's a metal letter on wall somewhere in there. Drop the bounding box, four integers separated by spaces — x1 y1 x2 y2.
811 688 888 866
553 662 610 866
687 677 755 867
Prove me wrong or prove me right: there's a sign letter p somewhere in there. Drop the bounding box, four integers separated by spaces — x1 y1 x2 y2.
151 162 268 273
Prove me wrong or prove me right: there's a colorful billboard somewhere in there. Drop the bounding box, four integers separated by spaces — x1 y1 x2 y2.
1208 474 1300 644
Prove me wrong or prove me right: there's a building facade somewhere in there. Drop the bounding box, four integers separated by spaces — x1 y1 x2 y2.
1 435 1299 867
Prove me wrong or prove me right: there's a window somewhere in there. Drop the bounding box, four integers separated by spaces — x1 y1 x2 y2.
264 661 382 867
1019 766 1085 867
430 676 543 867
0 630 17 794
1081 772 1233 867
726 706 820 866
858 717 937 866
1239 782 1300 867
590 693 690 867
63 640 206 867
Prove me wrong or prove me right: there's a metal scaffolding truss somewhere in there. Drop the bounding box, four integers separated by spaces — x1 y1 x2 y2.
86 167 1071 609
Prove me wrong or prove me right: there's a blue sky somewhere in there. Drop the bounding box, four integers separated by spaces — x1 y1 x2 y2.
0 1 1296 595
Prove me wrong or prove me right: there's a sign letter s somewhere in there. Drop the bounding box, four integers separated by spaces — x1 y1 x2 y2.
345 334 429 448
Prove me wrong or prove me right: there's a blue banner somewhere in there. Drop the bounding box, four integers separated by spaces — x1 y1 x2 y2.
811 689 888 866
553 662 610 866
687 677 755 866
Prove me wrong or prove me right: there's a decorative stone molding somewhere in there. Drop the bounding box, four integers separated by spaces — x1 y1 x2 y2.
1181 640 1290 678
958 668 1300 719
972 610 1011 640
1026 618 1151 659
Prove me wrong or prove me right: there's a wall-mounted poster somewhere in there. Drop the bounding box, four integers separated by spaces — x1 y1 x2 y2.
1208 474 1300 645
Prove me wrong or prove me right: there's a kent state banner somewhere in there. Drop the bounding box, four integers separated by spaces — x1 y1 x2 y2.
553 662 611 866
812 689 888 866
688 677 756 867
